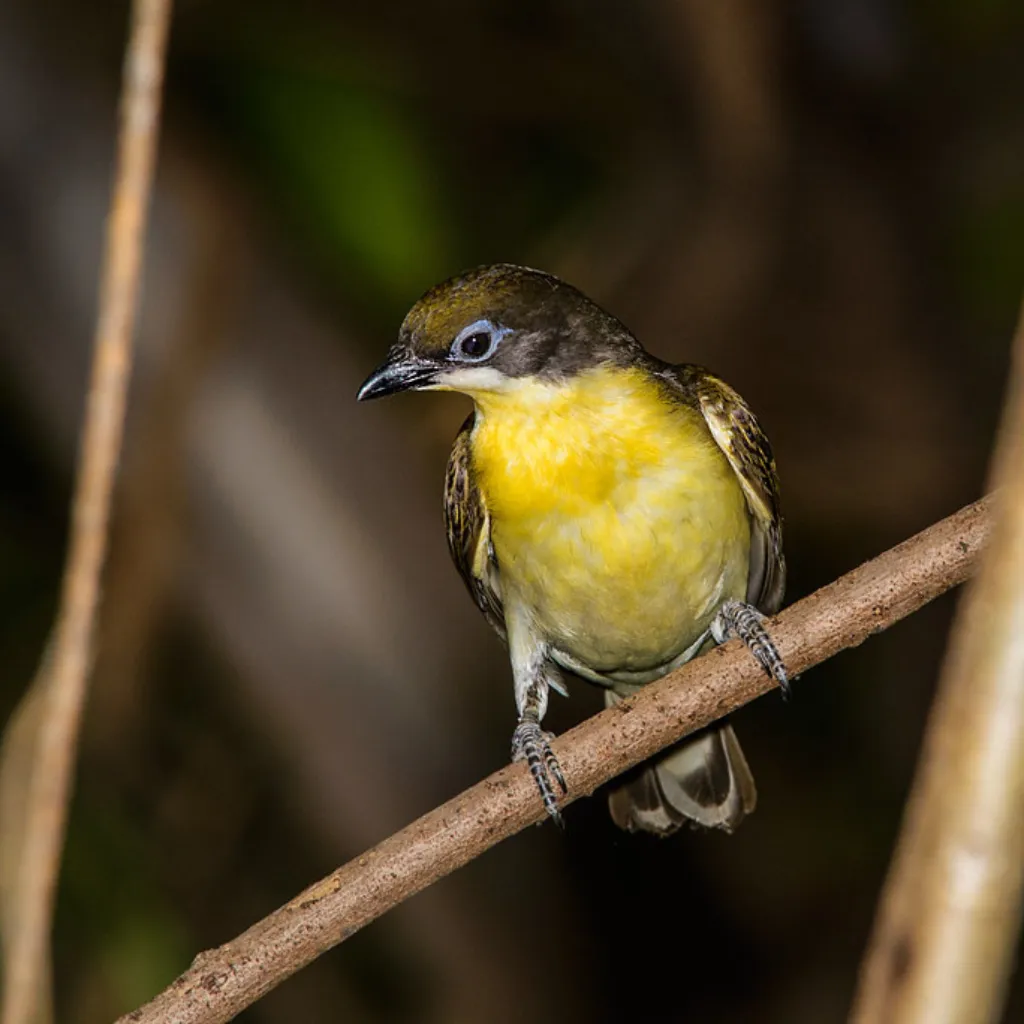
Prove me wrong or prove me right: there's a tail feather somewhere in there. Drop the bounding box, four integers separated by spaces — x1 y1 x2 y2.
605 693 756 835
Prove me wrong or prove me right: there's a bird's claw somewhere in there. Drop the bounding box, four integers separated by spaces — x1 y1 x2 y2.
511 718 567 825
711 599 791 699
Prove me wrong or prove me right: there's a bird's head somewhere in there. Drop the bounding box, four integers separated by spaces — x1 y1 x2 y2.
357 264 641 401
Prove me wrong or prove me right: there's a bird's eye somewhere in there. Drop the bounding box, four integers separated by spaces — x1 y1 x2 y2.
450 320 506 362
461 332 491 358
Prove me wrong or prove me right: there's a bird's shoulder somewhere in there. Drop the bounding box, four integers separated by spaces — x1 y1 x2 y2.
443 414 506 639
653 361 786 613
654 364 779 519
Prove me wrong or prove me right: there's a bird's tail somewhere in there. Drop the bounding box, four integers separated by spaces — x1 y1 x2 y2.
605 692 756 835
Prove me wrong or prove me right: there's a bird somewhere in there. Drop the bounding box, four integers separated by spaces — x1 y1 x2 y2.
357 263 788 835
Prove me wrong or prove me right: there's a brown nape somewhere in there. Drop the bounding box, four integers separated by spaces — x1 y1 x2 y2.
399 263 645 380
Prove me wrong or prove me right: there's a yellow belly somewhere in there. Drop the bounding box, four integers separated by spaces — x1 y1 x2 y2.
470 367 751 674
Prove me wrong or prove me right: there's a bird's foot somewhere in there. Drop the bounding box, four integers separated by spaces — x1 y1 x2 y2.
711 600 791 699
511 717 567 825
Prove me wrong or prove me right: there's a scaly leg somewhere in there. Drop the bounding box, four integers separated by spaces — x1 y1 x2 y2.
711 600 791 699
506 606 568 824
511 681 567 825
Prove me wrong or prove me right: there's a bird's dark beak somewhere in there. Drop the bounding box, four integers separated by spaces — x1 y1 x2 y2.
357 347 439 401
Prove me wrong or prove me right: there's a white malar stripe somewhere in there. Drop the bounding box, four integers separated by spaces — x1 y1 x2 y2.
427 366 525 394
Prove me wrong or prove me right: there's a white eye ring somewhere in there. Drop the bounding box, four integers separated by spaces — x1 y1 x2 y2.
450 320 510 362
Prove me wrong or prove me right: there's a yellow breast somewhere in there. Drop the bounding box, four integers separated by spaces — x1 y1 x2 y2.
469 367 751 673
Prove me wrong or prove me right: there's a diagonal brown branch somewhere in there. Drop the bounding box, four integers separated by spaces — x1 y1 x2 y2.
0 3 173 1023
850 308 1024 1024
118 495 992 1024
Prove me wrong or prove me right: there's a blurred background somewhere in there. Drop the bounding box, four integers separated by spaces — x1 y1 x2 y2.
0 1 1022 1021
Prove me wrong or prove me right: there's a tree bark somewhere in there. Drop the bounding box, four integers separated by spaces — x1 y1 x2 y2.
119 496 992 1024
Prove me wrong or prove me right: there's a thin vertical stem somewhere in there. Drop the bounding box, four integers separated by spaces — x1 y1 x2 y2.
850 305 1024 1024
0 3 173 1022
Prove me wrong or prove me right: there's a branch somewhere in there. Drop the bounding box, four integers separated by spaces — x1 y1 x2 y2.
850 307 1024 1024
118 495 993 1024
0 4 173 1024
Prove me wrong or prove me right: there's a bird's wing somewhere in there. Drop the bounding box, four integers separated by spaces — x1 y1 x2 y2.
444 413 507 640
663 365 786 614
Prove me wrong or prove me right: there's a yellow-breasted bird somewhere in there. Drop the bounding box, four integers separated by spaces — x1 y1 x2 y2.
358 264 788 834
